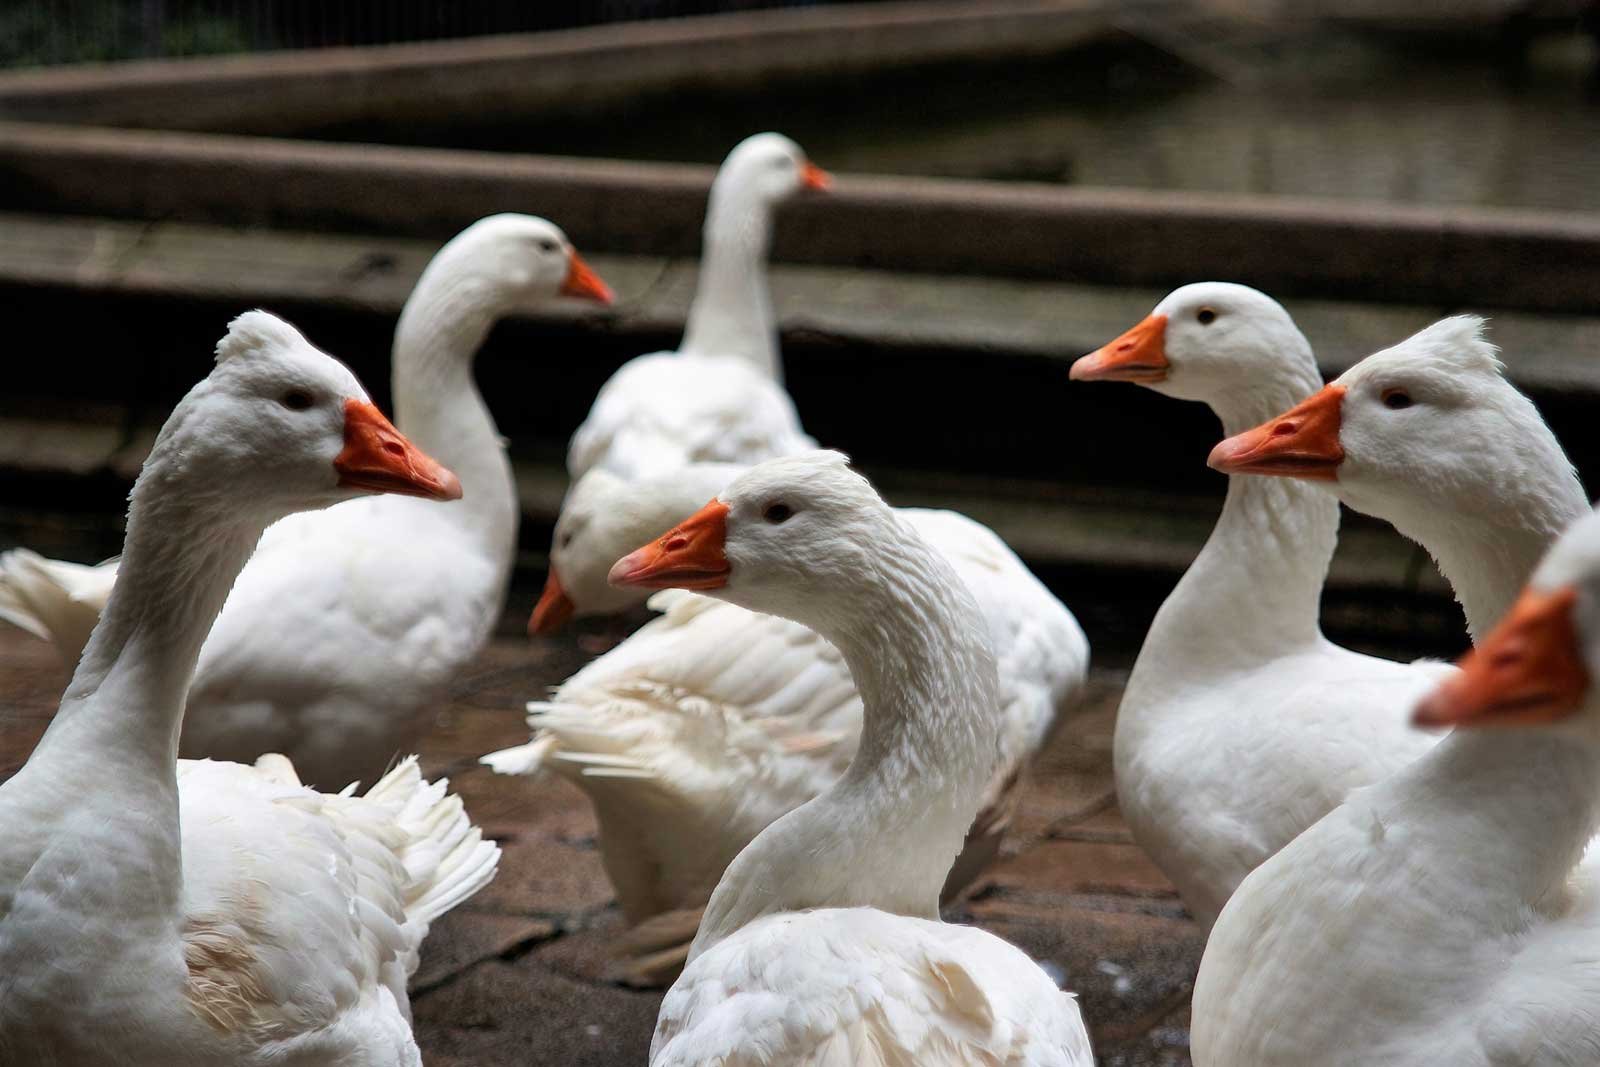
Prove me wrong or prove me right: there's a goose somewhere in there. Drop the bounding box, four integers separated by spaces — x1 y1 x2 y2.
566 133 826 482
602 452 1093 1066
0 214 612 787
1192 505 1600 1067
1210 314 1588 641
492 465 1089 984
1069 282 1450 928
531 463 744 633
0 312 499 1065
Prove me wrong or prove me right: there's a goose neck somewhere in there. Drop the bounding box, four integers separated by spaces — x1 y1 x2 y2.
1143 377 1341 674
678 189 780 379
390 267 517 552
1375 729 1600 914
1392 506 1585 641
690 518 998 955
37 466 268 784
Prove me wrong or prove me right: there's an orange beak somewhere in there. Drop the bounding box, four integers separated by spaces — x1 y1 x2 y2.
800 160 833 192
335 399 462 500
608 500 731 591
560 250 615 304
1413 585 1588 729
529 566 576 636
1208 384 1346 482
1070 314 1169 383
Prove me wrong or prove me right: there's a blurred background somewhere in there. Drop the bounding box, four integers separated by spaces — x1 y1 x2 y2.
1 2 1597 1063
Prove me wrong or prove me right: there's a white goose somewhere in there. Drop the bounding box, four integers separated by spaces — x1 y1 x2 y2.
491 464 1088 984
0 312 498 1065
1211 314 1588 641
0 215 612 787
603 452 1092 1066
566 133 826 482
1070 283 1450 927
1193 506 1600 1067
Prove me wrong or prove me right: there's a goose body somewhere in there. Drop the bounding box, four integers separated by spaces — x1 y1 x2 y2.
1193 508 1600 1066
0 215 610 787
0 313 497 1064
602 453 1091 1066
1072 283 1449 925
652 908 1093 1067
567 133 824 483
491 502 1087 982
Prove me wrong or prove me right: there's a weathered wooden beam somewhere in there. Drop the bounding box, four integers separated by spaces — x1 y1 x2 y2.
4 122 1600 312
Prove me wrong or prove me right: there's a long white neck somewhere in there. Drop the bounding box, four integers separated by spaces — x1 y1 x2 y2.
677 186 781 379
1133 365 1339 692
391 267 518 571
20 451 274 913
1368 727 1600 917
689 514 999 956
1384 486 1588 640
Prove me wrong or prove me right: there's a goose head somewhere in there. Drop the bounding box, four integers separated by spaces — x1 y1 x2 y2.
713 132 832 209
1070 282 1316 410
1414 507 1600 735
607 451 890 636
530 464 743 635
421 213 613 309
1207 316 1576 534
157 311 460 526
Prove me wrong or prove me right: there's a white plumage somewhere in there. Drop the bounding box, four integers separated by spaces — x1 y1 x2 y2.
1076 283 1454 926
584 453 1092 1064
652 909 1092 1067
0 312 497 1064
489 506 1088 981
567 133 823 482
0 215 603 788
1194 508 1600 1066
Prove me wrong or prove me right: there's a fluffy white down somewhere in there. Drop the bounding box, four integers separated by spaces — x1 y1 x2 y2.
650 908 1092 1067
0 755 495 1065
567 352 816 481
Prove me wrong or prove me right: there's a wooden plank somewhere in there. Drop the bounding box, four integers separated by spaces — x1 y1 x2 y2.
5 124 1600 312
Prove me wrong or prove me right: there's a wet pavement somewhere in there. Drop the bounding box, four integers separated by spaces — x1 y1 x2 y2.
0 619 1199 1066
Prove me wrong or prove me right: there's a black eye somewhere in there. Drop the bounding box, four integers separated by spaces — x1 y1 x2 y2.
1197 307 1217 325
280 390 314 411
1382 389 1413 410
559 531 574 548
763 503 793 524
538 239 558 253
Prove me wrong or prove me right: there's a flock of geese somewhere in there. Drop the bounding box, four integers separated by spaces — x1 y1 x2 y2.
0 129 1597 1066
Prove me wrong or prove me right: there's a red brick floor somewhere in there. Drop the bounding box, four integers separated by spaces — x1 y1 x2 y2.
0 625 1199 1066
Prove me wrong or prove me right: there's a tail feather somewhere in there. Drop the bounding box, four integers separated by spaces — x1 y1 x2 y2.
0 550 117 664
366 756 501 928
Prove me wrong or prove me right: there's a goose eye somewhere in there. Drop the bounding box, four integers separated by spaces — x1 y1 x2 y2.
538 239 558 254
1196 307 1217 325
763 503 793 524
559 531 573 548
280 390 314 412
1382 389 1413 410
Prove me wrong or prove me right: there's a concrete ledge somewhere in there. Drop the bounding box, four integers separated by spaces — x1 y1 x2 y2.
0 0 1141 133
3 211 1597 396
5 124 1600 312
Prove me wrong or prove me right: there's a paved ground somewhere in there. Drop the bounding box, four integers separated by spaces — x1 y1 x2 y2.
0 619 1198 1066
